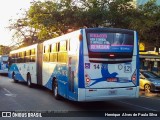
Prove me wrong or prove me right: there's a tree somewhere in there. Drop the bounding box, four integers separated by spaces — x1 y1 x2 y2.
27 0 110 34
130 0 160 49
8 0 160 50
8 10 39 47
106 0 136 28
10 0 131 46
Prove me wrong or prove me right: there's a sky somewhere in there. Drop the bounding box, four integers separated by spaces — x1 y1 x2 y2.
0 0 35 46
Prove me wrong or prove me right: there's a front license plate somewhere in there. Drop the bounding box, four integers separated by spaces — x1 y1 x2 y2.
108 90 117 95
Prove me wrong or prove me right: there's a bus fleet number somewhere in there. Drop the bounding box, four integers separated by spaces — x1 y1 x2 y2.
93 64 107 69
94 64 100 69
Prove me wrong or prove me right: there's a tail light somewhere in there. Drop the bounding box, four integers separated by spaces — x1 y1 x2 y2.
86 78 90 83
131 70 137 85
85 74 91 85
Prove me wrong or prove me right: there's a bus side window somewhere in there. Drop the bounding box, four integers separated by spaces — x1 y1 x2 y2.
58 41 68 63
69 38 78 53
17 52 20 63
50 43 57 62
31 49 36 62
10 54 15 63
25 50 31 62
43 45 50 62
31 49 35 55
19 52 23 63
60 41 67 51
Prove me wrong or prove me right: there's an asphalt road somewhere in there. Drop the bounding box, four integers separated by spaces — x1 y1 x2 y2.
0 74 160 120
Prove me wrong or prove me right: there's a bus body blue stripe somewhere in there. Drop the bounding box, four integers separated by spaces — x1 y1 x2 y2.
78 29 85 88
136 32 140 86
8 64 25 81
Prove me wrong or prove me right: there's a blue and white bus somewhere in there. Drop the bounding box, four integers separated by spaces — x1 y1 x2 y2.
0 55 9 74
8 28 139 101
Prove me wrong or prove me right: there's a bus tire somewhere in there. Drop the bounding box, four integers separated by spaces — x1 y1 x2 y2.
27 74 32 87
12 73 18 83
53 81 60 100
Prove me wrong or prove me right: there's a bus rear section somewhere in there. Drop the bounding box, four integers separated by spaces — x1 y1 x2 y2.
78 28 139 101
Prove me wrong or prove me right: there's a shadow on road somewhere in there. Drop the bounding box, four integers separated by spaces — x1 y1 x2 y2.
0 73 8 77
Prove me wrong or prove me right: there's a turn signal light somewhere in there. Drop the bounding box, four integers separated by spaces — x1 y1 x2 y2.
131 70 137 85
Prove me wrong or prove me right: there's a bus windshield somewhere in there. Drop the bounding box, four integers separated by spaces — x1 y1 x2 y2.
87 32 134 53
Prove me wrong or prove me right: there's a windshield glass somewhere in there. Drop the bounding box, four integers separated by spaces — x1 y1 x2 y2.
141 71 160 78
87 32 134 53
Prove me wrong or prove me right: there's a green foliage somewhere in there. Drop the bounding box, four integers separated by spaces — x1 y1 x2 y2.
8 0 160 49
130 0 160 48
106 0 136 28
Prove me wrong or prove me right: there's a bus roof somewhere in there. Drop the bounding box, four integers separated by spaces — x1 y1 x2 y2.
10 44 38 54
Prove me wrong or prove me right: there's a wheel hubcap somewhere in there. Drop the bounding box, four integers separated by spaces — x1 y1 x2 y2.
145 85 150 92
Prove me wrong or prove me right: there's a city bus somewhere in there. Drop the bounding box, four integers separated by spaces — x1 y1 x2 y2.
0 55 9 74
8 28 139 101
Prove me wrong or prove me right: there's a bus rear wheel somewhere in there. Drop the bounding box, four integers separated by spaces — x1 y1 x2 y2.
53 81 60 100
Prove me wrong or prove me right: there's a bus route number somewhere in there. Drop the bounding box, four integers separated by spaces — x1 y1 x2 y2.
124 64 132 73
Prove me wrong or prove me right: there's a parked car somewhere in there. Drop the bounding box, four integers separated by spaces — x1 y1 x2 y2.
140 70 160 93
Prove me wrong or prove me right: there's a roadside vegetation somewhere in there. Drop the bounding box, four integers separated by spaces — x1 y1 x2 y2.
8 0 160 49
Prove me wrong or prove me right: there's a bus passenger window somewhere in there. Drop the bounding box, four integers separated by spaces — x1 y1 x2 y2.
44 45 50 53
50 53 57 62
60 41 67 51
69 39 78 52
31 49 35 55
26 50 31 56
51 43 57 52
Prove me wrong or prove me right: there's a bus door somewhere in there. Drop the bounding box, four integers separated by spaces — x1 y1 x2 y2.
68 57 74 92
67 36 79 100
68 56 78 100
